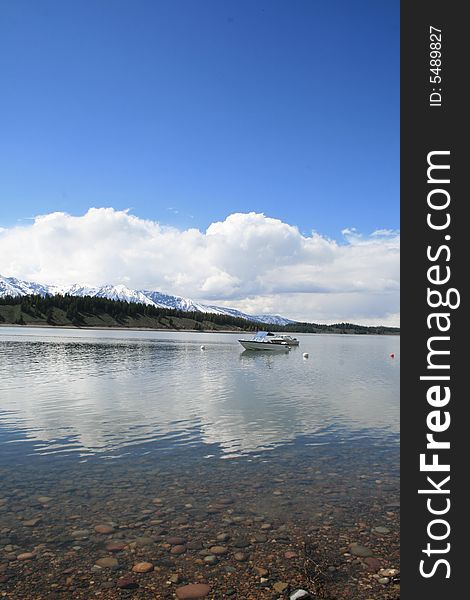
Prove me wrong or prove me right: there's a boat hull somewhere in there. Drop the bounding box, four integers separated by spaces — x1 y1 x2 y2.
238 340 290 352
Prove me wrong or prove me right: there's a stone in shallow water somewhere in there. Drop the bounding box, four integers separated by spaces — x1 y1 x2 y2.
117 577 138 589
167 536 187 545
37 496 53 504
176 583 211 599
16 552 36 561
187 540 203 550
349 543 374 557
233 538 250 548
134 536 154 547
106 541 127 552
373 526 390 534
209 545 228 555
364 557 382 571
234 552 247 562
23 518 41 527
71 529 91 539
170 545 187 555
274 581 289 593
95 557 119 569
94 524 114 534
132 561 154 573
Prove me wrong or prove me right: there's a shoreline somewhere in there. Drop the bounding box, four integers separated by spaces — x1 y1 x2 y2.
0 323 247 334
0 322 400 336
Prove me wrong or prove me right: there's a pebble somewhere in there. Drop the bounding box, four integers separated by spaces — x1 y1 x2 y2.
216 533 230 542
134 536 154 547
95 557 119 569
378 577 390 584
204 555 217 564
37 496 53 504
171 544 187 555
379 568 399 577
116 577 138 589
364 557 382 571
284 551 298 559
23 518 41 527
233 552 247 562
94 524 114 534
373 526 390 534
16 552 36 561
290 591 311 600
233 538 250 548
101 581 114 589
349 543 374 557
71 529 91 539
105 541 127 552
273 581 289 592
209 545 228 555
176 583 211 599
168 536 187 545
188 540 203 550
132 561 154 573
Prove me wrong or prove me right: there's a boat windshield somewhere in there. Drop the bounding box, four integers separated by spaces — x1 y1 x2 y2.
253 332 268 341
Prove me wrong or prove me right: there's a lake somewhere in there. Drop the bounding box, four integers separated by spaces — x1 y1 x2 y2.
0 327 400 599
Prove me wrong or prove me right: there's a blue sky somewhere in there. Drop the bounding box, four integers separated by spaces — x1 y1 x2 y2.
0 0 399 238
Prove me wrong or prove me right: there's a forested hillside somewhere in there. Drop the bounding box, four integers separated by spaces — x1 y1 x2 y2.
0 294 400 335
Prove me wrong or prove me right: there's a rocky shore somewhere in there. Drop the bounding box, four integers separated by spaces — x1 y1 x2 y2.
0 443 399 599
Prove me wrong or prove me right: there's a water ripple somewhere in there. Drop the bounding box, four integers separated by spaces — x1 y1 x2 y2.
0 328 399 460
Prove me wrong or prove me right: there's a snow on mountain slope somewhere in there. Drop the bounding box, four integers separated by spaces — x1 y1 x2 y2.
83 284 161 307
0 275 52 298
142 290 213 313
142 292 294 324
0 275 295 325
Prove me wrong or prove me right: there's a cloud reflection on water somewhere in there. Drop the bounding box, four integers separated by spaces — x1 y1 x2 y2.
0 328 399 458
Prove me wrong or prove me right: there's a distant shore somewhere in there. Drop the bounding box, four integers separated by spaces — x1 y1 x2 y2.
0 322 400 336
0 295 400 335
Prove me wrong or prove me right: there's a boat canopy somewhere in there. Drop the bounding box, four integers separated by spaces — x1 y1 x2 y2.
253 331 269 341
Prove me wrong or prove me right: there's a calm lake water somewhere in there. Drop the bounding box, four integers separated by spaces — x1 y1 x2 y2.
0 327 400 599
0 327 399 462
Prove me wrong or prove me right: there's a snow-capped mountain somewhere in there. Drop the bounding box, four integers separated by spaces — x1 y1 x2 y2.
0 275 295 325
0 276 52 298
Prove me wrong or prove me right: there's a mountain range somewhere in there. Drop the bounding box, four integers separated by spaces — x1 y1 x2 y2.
0 275 295 326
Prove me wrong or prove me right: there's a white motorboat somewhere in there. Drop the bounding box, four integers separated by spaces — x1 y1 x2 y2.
264 332 300 346
238 331 291 352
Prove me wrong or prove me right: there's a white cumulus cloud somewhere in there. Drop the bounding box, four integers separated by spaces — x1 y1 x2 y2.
0 208 399 325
